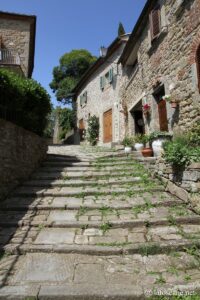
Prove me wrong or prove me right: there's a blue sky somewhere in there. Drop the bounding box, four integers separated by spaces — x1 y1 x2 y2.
0 0 147 107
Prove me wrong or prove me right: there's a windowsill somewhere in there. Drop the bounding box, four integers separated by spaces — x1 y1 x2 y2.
147 26 168 55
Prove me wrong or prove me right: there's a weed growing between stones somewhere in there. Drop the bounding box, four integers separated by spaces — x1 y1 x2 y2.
138 243 161 256
96 242 132 247
76 206 88 220
98 206 113 217
100 222 112 234
167 215 177 226
154 274 166 285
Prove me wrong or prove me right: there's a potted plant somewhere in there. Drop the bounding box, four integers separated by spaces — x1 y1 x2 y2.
134 134 145 151
163 95 179 108
141 134 153 157
142 103 151 117
149 131 173 157
122 136 134 153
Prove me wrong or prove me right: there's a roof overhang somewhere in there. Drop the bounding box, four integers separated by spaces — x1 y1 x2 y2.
119 0 157 66
73 34 130 97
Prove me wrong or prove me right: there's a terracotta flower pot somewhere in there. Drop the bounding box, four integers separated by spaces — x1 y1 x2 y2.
171 102 178 108
141 147 153 157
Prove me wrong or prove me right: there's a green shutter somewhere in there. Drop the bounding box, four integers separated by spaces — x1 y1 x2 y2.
109 68 113 83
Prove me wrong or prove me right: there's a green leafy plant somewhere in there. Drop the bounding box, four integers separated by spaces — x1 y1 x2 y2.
0 69 51 136
122 136 134 147
87 115 100 146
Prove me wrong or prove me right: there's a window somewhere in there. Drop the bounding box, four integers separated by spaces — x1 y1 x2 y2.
196 45 200 93
153 85 169 132
80 91 87 107
100 68 113 90
150 6 161 40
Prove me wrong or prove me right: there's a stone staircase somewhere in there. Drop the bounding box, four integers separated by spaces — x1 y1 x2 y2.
0 146 200 299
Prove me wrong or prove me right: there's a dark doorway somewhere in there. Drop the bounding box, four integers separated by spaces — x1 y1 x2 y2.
153 85 168 132
130 100 145 135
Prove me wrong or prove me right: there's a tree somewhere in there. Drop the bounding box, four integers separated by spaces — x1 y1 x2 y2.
50 49 97 104
118 22 126 37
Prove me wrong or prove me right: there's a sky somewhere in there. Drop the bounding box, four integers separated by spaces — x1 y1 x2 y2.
0 0 147 107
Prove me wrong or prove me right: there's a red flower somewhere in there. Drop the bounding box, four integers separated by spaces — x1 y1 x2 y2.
143 104 151 111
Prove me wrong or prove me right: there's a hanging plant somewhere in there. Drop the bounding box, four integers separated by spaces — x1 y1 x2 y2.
87 115 99 146
142 103 151 116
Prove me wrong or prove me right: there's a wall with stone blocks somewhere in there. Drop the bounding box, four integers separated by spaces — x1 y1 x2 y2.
140 156 200 212
0 119 47 200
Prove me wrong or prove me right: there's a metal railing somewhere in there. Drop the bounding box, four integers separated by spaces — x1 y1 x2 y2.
0 49 21 65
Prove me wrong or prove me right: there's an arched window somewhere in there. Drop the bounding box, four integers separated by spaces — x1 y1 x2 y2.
196 45 200 92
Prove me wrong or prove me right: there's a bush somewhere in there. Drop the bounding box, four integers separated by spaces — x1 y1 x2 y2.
163 128 200 168
122 136 134 147
87 115 99 146
0 69 51 136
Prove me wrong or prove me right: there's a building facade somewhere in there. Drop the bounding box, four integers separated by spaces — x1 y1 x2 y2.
0 11 36 78
119 0 200 136
73 35 129 145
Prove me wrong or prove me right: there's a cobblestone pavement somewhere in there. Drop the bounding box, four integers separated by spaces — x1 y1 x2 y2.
0 145 200 299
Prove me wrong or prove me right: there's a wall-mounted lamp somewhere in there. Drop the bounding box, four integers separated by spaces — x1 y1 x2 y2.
100 46 108 58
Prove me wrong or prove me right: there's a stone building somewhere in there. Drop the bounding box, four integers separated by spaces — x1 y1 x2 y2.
0 11 36 78
73 35 129 146
119 0 200 136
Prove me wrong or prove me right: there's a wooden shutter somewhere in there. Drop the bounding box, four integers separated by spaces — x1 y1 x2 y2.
158 100 168 132
108 68 113 83
196 45 200 92
150 7 161 40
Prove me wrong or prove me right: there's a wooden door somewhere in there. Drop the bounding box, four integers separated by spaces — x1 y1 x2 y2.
79 119 85 141
103 109 112 143
158 100 168 131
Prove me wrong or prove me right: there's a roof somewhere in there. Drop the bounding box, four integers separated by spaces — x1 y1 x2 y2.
0 11 36 77
73 34 130 97
119 0 157 65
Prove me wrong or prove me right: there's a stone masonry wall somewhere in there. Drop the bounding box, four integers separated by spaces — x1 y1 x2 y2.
76 43 127 145
142 156 200 213
0 17 31 77
0 119 47 200
121 0 200 135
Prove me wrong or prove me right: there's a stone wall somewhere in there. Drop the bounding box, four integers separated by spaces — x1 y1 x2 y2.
76 43 127 145
0 17 31 76
121 0 200 135
142 156 200 212
0 119 47 200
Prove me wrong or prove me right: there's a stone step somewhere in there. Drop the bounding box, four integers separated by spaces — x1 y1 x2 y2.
1 252 200 299
46 154 90 162
42 161 91 167
13 185 165 198
31 169 145 180
22 177 143 188
0 209 199 228
2 222 200 255
38 164 144 172
0 193 182 211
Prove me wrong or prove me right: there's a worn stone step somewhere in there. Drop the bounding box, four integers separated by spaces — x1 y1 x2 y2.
31 169 145 180
0 209 199 228
13 185 165 198
46 154 90 162
3 222 200 255
1 251 200 299
42 161 91 167
0 191 181 211
22 177 143 188
37 164 144 173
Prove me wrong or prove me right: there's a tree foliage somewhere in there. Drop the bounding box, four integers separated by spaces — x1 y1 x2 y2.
50 49 97 104
118 22 126 37
0 69 51 136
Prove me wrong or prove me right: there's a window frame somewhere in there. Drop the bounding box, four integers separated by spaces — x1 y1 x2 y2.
149 5 161 41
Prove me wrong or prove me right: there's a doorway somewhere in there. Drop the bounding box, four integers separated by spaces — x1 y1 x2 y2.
103 109 112 143
153 85 168 132
130 101 145 135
